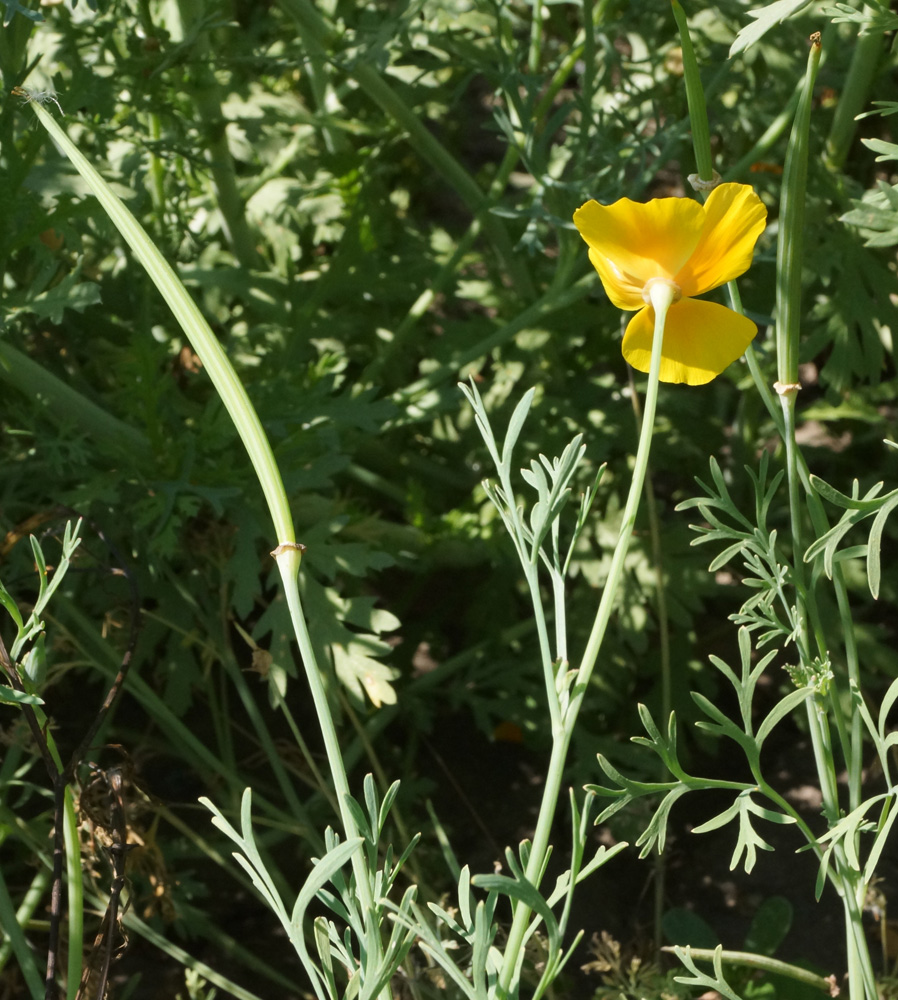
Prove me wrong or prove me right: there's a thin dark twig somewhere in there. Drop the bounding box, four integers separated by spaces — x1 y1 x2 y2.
75 765 132 1000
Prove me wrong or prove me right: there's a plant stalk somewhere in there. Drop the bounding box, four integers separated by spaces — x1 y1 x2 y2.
496 283 672 999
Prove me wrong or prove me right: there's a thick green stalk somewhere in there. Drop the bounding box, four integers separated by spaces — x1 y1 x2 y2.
62 788 83 1000
23 98 389 995
776 36 822 751
774 35 877 1000
743 331 862 798
775 29 822 709
496 283 672 1000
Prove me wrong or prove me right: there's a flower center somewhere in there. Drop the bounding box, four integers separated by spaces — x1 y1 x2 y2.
642 276 682 306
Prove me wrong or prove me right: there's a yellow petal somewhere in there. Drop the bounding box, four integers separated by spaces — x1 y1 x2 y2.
675 183 767 298
574 196 706 310
621 298 758 385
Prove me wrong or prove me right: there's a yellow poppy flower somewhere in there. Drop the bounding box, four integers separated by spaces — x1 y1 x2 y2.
573 183 767 385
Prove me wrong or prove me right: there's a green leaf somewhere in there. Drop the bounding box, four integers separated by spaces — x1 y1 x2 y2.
0 0 43 24
472 870 560 964
459 380 501 470
291 836 365 930
841 180 898 248
813 793 889 871
634 785 692 857
744 896 793 956
861 137 898 163
867 494 898 598
332 639 399 708
0 578 23 631
21 633 47 687
756 687 813 746
7 267 101 324
809 476 885 511
671 944 743 1000
729 0 816 57
0 686 44 706
691 691 757 757
823 1 898 30
691 793 793 873
501 388 535 470
662 908 719 950
863 798 898 885
878 676 898 745
299 577 400 708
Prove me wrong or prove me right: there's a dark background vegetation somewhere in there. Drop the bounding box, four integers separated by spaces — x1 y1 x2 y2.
2 0 898 997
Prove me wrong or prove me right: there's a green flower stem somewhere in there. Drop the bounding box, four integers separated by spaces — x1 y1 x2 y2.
574 282 672 738
671 0 715 183
626 364 671 952
62 786 83 1000
496 283 672 1000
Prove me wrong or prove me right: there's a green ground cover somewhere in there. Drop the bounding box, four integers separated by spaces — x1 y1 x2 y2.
2 1 898 998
